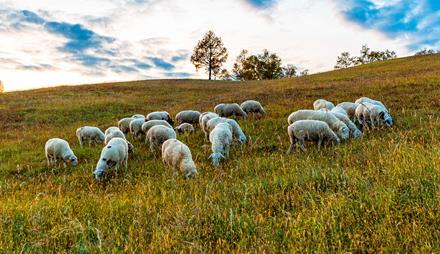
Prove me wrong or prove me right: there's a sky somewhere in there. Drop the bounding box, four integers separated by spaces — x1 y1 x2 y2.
0 0 439 91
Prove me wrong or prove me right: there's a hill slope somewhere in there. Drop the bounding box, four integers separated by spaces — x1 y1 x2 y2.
0 54 439 252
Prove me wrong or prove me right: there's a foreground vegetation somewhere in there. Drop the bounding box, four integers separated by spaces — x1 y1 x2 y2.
0 54 439 252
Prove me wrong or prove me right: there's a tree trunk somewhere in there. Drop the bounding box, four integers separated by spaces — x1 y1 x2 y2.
208 51 212 80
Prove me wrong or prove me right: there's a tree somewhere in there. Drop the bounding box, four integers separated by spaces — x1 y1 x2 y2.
334 45 397 69
232 49 284 81
415 48 437 56
217 69 232 80
334 52 354 69
282 64 297 78
232 50 260 81
257 49 283 80
191 31 228 80
0 80 3 93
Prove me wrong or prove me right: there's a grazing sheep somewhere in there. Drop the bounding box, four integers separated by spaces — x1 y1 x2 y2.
45 138 78 167
132 114 145 118
355 102 393 131
141 120 172 136
93 137 129 180
145 125 177 153
288 110 350 140
175 110 201 125
287 120 340 153
200 112 220 140
313 99 335 111
104 127 134 153
75 126 105 147
336 102 360 120
214 103 248 119
118 117 134 134
205 117 247 143
129 118 147 140
355 97 389 112
209 122 233 167
240 100 266 118
174 123 195 134
147 111 174 125
329 112 362 138
162 139 197 178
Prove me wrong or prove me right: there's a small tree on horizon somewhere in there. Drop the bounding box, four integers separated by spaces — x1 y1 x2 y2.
191 31 228 80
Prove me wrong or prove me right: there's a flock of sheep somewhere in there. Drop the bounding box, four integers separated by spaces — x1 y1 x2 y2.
44 97 393 180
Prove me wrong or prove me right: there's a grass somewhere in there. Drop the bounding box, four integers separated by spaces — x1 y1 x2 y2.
0 54 439 252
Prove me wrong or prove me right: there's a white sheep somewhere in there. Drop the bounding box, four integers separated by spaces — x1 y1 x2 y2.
132 114 145 118
141 120 173 142
118 117 134 134
288 110 350 140
313 99 335 111
287 120 340 153
146 111 174 125
175 110 201 125
45 138 78 167
200 112 220 140
240 100 266 118
205 117 247 143
75 126 105 147
162 139 197 178
329 111 362 138
105 127 134 153
145 125 177 153
174 123 195 134
129 118 147 139
214 103 248 119
336 102 360 121
209 122 233 167
93 137 129 180
355 97 389 112
355 102 393 131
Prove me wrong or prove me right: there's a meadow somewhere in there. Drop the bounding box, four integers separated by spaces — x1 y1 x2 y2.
0 54 439 253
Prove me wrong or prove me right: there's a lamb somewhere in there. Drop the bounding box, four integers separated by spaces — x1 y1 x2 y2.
129 118 147 139
214 103 248 119
146 111 174 125
162 139 197 178
141 120 173 143
93 137 129 180
104 127 134 153
174 123 195 134
313 99 335 110
240 100 266 118
205 117 247 143
336 102 360 120
209 122 233 167
355 97 389 112
200 112 220 140
287 120 340 153
118 117 134 134
75 126 105 147
355 102 393 131
175 110 201 125
132 114 145 118
45 138 78 167
329 112 362 138
145 125 177 153
287 110 350 140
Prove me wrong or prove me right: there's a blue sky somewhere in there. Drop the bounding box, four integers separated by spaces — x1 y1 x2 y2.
0 0 438 91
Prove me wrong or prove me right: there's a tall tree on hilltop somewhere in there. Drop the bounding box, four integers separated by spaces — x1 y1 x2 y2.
191 31 228 80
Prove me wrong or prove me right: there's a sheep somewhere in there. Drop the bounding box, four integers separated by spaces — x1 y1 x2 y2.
145 125 177 154
214 103 248 119
288 110 350 140
174 123 195 134
287 120 340 153
175 110 201 125
118 117 134 134
209 122 233 167
146 111 174 125
162 139 197 178
336 102 360 121
129 118 147 140
355 102 393 131
104 127 134 153
75 126 105 147
205 117 247 143
240 100 266 118
200 112 220 140
329 112 363 138
132 114 145 118
355 97 389 112
45 138 78 167
141 120 173 143
93 137 129 180
313 99 335 111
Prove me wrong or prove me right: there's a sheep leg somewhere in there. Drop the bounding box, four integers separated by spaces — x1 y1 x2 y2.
149 143 155 154
287 135 297 154
78 137 83 147
46 155 52 167
299 140 306 152
317 139 322 151
225 144 230 159
124 156 128 169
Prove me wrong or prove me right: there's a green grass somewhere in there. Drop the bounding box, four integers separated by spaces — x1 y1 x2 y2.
0 54 440 252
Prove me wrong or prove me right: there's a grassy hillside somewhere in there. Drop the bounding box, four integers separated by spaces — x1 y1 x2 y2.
0 54 439 252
